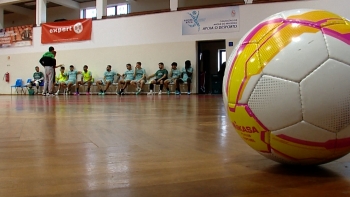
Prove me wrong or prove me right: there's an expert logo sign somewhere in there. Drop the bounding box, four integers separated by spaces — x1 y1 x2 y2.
48 22 84 34
73 22 83 34
41 19 92 44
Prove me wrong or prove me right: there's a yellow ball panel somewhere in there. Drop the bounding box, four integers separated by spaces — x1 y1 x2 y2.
227 103 270 153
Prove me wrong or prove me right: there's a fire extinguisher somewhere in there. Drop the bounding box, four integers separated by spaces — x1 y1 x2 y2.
3 72 9 83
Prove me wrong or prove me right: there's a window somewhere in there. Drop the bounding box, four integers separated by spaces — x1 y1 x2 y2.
117 4 128 15
82 4 129 19
107 7 116 16
85 8 96 18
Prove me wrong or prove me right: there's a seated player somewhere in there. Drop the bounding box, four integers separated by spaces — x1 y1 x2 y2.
55 67 68 95
164 62 181 95
64 65 81 95
96 65 119 95
26 66 44 94
75 65 92 95
117 64 134 95
147 62 168 95
130 62 146 95
175 60 193 95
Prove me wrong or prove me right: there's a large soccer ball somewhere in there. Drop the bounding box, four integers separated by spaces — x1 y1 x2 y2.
223 9 350 165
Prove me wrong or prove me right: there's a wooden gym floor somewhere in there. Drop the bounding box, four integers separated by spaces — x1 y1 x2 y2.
0 95 350 197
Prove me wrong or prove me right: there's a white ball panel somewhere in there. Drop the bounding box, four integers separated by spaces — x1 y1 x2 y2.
279 9 318 19
238 74 262 104
337 125 350 139
260 13 284 24
325 34 350 65
248 75 302 130
272 121 336 142
262 31 328 82
301 59 350 132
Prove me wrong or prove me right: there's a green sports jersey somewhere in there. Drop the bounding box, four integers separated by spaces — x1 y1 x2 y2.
33 72 44 80
181 67 193 81
67 70 78 81
135 68 146 80
104 71 117 81
155 69 168 79
170 69 181 79
42 51 55 59
124 70 134 80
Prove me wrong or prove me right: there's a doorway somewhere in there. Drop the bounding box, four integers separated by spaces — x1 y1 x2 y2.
197 40 226 94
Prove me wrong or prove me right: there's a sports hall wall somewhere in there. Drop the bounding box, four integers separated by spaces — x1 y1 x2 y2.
0 0 348 94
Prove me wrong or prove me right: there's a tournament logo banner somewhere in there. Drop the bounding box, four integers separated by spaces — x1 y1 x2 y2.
41 19 92 44
182 6 239 35
0 25 33 48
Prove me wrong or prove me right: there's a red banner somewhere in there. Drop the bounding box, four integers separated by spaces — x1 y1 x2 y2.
0 25 33 48
41 19 92 44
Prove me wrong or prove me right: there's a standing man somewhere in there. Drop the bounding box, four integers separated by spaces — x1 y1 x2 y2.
75 65 92 95
164 62 181 95
117 64 134 95
130 62 146 95
26 66 44 94
175 60 193 95
39 46 56 96
96 65 119 95
147 62 168 95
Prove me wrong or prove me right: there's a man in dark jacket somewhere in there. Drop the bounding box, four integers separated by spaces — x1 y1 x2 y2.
39 46 56 96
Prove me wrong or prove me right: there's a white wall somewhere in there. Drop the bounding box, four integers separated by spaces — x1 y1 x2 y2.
178 0 242 7
0 0 349 94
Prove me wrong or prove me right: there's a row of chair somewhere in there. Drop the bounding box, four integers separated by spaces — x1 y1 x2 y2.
11 79 39 94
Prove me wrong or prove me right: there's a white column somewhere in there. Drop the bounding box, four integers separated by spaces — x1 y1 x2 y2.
0 8 4 29
170 0 178 11
36 0 47 26
96 0 107 19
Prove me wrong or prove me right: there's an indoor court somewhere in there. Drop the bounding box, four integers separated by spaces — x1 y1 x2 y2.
0 95 349 196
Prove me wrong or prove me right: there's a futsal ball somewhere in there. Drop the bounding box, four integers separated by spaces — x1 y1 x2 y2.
223 9 350 165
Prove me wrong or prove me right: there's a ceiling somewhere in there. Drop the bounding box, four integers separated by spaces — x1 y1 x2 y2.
2 0 302 15
3 0 96 14
13 0 95 10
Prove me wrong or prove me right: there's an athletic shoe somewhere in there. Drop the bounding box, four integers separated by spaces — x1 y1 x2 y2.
187 92 191 95
121 92 125 95
101 92 105 95
55 90 60 95
147 91 154 95
158 90 162 95
116 90 121 95
167 90 170 95
86 92 91 95
175 90 181 95
74 92 79 95
98 91 103 95
42 92 46 96
136 88 142 95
